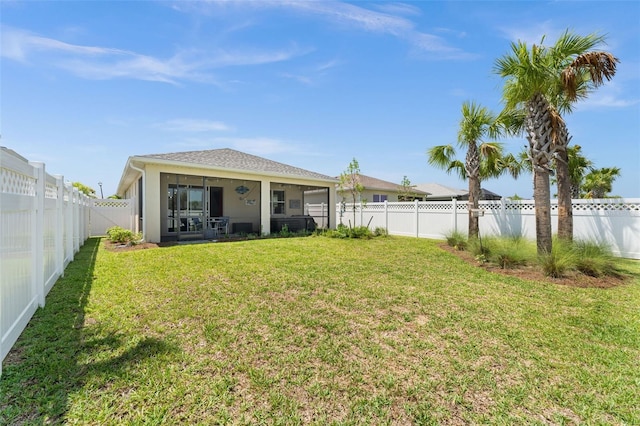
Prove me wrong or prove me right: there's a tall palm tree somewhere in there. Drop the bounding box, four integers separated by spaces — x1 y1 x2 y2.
495 31 618 253
428 101 503 239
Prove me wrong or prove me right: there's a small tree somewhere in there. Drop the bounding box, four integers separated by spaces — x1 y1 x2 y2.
72 182 97 198
398 175 415 201
338 158 364 226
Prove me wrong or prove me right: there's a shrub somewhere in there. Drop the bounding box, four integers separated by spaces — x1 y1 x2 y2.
445 230 467 251
468 236 493 259
491 236 533 269
538 239 575 278
321 224 374 239
374 227 388 237
106 226 142 245
572 240 622 277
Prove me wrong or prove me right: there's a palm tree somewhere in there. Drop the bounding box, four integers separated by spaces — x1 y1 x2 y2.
583 167 621 198
495 30 618 253
551 145 593 198
428 101 504 239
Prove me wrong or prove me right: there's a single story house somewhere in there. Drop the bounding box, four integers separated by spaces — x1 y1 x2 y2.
307 174 430 204
414 183 502 201
117 148 338 242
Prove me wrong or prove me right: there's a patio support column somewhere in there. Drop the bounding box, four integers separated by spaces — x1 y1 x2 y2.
260 178 271 235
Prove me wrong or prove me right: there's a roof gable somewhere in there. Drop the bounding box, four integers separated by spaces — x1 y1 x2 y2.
136 148 336 181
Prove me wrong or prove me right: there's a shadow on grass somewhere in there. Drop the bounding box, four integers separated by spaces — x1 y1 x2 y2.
0 237 179 424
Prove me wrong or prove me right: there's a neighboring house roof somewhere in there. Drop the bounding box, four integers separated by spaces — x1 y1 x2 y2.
414 183 467 199
414 183 502 200
338 174 430 196
476 188 502 200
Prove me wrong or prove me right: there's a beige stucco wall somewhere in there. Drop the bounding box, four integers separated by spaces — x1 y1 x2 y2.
122 162 337 242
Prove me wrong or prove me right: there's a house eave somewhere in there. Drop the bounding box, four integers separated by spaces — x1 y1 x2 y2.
117 155 338 195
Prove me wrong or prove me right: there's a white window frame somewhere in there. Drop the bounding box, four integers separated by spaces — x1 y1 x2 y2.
271 190 286 215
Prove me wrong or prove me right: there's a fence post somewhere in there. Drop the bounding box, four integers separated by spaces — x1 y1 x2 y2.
359 202 363 227
415 199 419 237
55 175 65 277
500 197 507 235
73 188 80 253
29 162 46 308
384 200 388 231
64 184 72 264
452 198 458 233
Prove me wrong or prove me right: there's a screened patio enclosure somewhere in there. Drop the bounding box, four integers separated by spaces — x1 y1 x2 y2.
160 172 329 242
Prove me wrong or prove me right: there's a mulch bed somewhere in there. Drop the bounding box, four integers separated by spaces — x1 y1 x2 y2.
438 242 629 289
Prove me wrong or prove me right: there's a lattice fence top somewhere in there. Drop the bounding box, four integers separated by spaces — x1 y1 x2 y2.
504 202 536 212
1 168 36 196
417 202 454 211
572 200 640 212
92 199 131 209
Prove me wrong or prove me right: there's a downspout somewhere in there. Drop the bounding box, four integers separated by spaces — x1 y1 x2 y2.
129 163 146 242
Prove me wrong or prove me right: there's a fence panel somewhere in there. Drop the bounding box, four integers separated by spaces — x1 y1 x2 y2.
323 198 640 259
89 199 133 236
0 151 38 375
1 147 90 376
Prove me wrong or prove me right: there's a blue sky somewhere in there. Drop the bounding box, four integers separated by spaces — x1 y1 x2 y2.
2 1 639 198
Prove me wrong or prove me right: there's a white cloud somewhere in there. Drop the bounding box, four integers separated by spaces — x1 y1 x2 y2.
279 72 313 85
181 1 472 59
157 119 233 132
0 25 309 84
577 94 640 110
1 25 128 62
373 3 422 17
498 21 561 46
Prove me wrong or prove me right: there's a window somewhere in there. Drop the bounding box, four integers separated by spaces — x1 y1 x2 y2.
373 194 388 202
271 190 285 214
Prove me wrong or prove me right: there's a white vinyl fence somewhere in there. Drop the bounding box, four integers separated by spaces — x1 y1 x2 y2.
309 198 640 259
0 147 133 376
90 199 134 236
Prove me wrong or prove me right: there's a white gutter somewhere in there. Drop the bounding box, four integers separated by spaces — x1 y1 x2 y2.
129 162 146 242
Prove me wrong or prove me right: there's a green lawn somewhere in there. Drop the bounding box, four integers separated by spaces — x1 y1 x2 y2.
2 236 639 424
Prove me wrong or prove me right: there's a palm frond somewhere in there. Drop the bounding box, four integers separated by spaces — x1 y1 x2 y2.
448 160 467 180
427 145 457 170
561 51 619 101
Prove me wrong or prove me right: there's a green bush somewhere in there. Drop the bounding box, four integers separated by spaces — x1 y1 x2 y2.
490 236 533 269
374 227 388 237
106 226 141 244
322 224 375 239
572 240 621 277
538 239 575 278
445 230 467 251
468 236 493 259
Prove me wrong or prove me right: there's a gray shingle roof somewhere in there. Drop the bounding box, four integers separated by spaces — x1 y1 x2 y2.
137 148 337 182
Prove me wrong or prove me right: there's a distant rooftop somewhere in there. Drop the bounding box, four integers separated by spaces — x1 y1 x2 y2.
345 174 430 195
414 183 501 200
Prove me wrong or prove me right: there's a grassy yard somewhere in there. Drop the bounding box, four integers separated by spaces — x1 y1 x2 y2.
1 236 639 425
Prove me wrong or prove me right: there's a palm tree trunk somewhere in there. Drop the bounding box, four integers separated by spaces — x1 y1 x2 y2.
533 169 552 254
555 128 573 241
465 142 481 239
527 93 554 254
